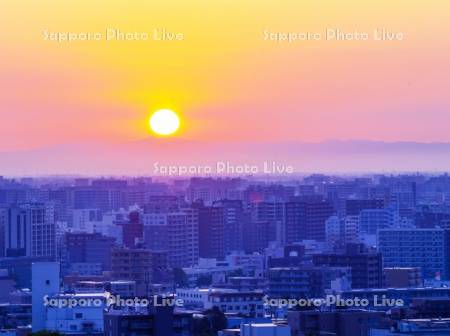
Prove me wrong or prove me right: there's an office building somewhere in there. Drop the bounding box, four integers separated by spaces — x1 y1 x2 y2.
378 228 450 279
284 198 334 243
5 203 56 258
313 244 383 289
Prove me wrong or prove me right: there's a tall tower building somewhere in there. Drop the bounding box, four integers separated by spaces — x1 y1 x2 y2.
284 198 334 243
32 262 60 332
5 203 56 258
213 200 245 254
197 204 225 259
143 208 199 268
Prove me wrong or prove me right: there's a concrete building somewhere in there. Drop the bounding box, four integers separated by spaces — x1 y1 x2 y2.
344 215 360 244
143 209 199 268
345 199 385 216
104 305 192 336
284 198 334 243
197 204 225 259
45 293 105 335
213 200 245 254
5 203 56 258
176 288 265 318
111 248 170 296
378 228 450 279
0 270 16 303
31 262 60 332
72 209 102 233
341 287 450 309
325 215 344 245
384 267 422 288
313 243 383 289
288 309 385 336
360 208 397 234
268 266 351 298
0 303 32 330
240 323 290 336
62 232 116 274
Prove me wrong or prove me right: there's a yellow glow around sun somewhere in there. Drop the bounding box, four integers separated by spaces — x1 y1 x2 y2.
149 109 180 136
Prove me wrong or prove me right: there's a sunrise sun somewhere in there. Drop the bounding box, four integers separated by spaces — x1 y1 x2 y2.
149 109 180 136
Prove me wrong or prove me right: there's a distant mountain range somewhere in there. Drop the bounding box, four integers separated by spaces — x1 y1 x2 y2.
1 139 450 176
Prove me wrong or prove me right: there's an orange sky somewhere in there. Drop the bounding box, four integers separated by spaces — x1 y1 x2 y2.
1 0 450 151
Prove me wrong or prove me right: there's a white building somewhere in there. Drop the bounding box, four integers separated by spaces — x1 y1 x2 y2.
5 203 56 258
70 262 103 276
176 288 265 317
359 209 397 235
72 209 102 233
344 215 360 244
143 209 199 268
45 293 106 335
32 262 60 332
240 323 290 336
325 215 343 244
225 252 265 277
110 280 137 297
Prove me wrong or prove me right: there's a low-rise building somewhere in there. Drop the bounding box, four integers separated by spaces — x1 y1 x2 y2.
268 266 351 298
176 288 264 317
45 292 106 335
288 309 385 336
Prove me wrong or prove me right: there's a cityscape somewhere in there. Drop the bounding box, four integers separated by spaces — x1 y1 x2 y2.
1 174 450 335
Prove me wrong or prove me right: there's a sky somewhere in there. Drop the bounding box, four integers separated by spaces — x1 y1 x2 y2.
0 1 450 174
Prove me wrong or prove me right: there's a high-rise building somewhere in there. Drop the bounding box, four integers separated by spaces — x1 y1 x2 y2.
343 215 360 244
166 212 195 267
345 199 384 216
284 198 334 243
143 209 198 267
244 220 277 253
62 232 116 274
187 177 243 205
0 207 7 257
313 244 383 289
325 216 343 245
5 203 56 258
31 262 60 332
181 207 199 267
197 204 225 259
268 266 351 298
72 208 102 233
213 200 244 254
378 228 450 280
111 248 170 296
143 213 169 251
118 211 143 248
360 208 397 234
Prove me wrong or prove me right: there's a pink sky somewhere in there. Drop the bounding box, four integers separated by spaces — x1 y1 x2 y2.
0 1 449 165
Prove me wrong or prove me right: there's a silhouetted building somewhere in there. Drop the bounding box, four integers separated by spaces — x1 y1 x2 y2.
284 198 334 243
197 204 225 259
345 199 384 216
313 244 383 289
63 232 116 273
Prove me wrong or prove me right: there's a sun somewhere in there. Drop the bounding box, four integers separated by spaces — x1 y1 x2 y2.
149 109 180 136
